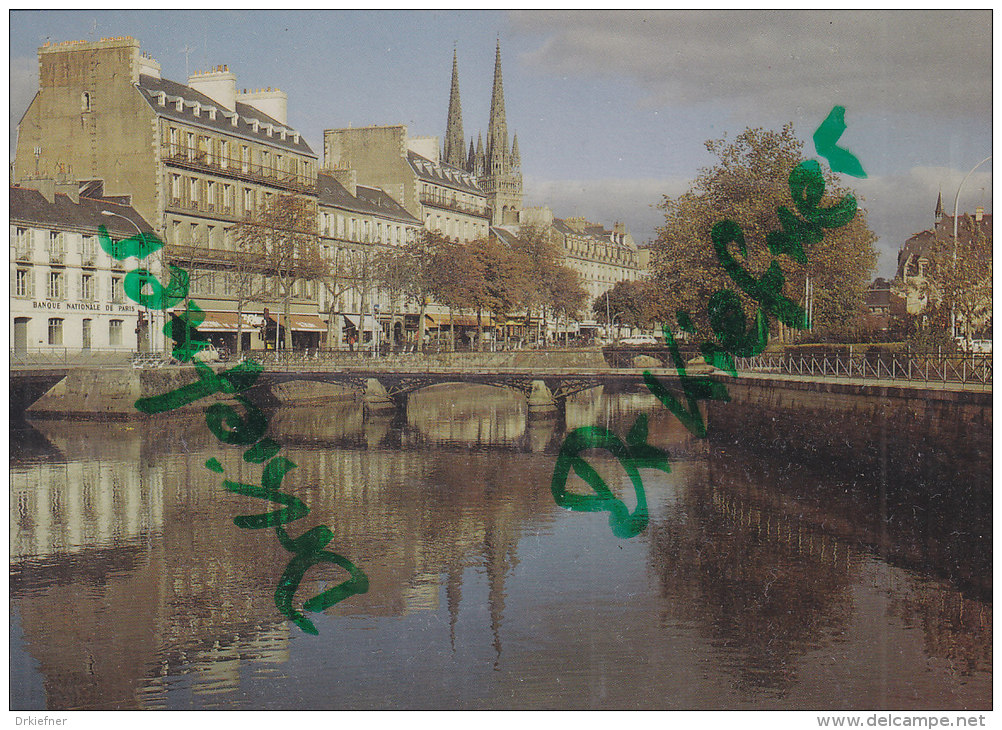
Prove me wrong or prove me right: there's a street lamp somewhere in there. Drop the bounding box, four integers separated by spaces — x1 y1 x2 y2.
101 209 153 353
950 155 992 341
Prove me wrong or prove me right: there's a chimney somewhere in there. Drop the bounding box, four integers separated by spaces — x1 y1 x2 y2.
137 51 161 79
976 206 984 222
34 179 55 204
236 87 288 125
55 180 80 204
332 167 357 197
188 66 237 110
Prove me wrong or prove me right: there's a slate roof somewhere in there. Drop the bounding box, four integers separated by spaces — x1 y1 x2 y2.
407 151 483 196
136 74 315 157
895 213 992 280
316 172 420 225
10 185 156 238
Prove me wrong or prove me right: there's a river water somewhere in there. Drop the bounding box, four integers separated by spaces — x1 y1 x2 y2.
9 385 992 710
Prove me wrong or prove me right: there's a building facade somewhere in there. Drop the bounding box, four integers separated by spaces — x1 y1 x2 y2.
14 36 326 351
894 198 992 316
324 125 491 244
10 181 162 354
315 169 423 347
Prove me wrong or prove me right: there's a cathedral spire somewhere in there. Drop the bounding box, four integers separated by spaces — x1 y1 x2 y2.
935 190 944 221
443 49 466 169
487 39 509 168
511 133 520 168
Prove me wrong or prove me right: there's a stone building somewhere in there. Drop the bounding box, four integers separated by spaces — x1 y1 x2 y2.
894 196 992 316
324 125 491 244
519 206 643 304
10 180 162 354
315 169 423 348
13 36 325 351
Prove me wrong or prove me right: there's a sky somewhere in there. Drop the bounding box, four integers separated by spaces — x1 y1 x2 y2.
8 9 994 278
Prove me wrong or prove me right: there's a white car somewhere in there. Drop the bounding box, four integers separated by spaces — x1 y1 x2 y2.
193 342 221 362
620 334 660 346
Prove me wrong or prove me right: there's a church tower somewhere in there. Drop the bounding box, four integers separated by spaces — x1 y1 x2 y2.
443 49 466 169
451 41 523 226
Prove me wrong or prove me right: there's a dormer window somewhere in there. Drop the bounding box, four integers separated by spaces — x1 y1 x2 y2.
230 112 238 127
265 124 273 137
157 91 166 106
208 107 216 120
293 132 300 144
251 120 259 133
280 128 286 141
175 98 183 112
193 103 200 117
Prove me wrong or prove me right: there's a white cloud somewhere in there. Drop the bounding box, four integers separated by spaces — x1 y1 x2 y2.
510 10 991 120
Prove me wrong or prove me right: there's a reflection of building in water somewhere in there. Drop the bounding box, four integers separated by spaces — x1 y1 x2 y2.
406 384 525 447
10 441 164 560
12 411 558 707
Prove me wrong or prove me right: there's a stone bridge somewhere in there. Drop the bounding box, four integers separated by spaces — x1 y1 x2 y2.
256 367 630 417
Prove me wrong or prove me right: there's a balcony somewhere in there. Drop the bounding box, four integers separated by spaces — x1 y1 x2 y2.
14 248 32 263
161 145 317 195
419 193 489 219
48 252 65 265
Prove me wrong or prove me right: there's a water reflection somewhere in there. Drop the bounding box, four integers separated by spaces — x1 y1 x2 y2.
9 385 991 710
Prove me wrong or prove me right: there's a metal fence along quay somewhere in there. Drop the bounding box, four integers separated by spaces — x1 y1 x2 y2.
734 351 993 386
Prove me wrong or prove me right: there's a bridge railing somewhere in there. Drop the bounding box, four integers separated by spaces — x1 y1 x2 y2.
9 348 135 369
734 352 992 385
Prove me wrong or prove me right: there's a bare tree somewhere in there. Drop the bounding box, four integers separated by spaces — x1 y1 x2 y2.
234 194 328 350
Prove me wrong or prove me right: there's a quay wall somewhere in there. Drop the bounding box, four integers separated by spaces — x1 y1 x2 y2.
705 374 992 490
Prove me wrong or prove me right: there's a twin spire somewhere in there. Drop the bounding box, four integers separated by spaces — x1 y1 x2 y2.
443 41 520 176
443 40 523 225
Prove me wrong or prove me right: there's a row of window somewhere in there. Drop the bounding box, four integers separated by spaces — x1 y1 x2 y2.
319 212 415 246
43 317 126 346
15 267 126 302
166 126 314 183
420 182 485 213
185 269 318 300
423 212 489 243
13 228 103 265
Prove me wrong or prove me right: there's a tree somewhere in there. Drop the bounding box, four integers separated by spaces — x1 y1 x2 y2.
511 223 563 341
912 218 992 348
399 231 451 351
235 194 328 350
651 124 877 342
592 280 648 329
467 235 530 348
549 266 588 345
428 239 483 350
320 243 371 350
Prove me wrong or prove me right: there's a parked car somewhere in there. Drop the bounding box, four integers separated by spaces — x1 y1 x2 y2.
193 342 221 362
619 334 660 346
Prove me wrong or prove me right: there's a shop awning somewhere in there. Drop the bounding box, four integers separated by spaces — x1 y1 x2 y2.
189 311 242 332
425 313 493 328
342 314 380 331
286 314 328 332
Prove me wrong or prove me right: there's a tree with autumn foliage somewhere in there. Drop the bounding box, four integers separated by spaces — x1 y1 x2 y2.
651 124 877 342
